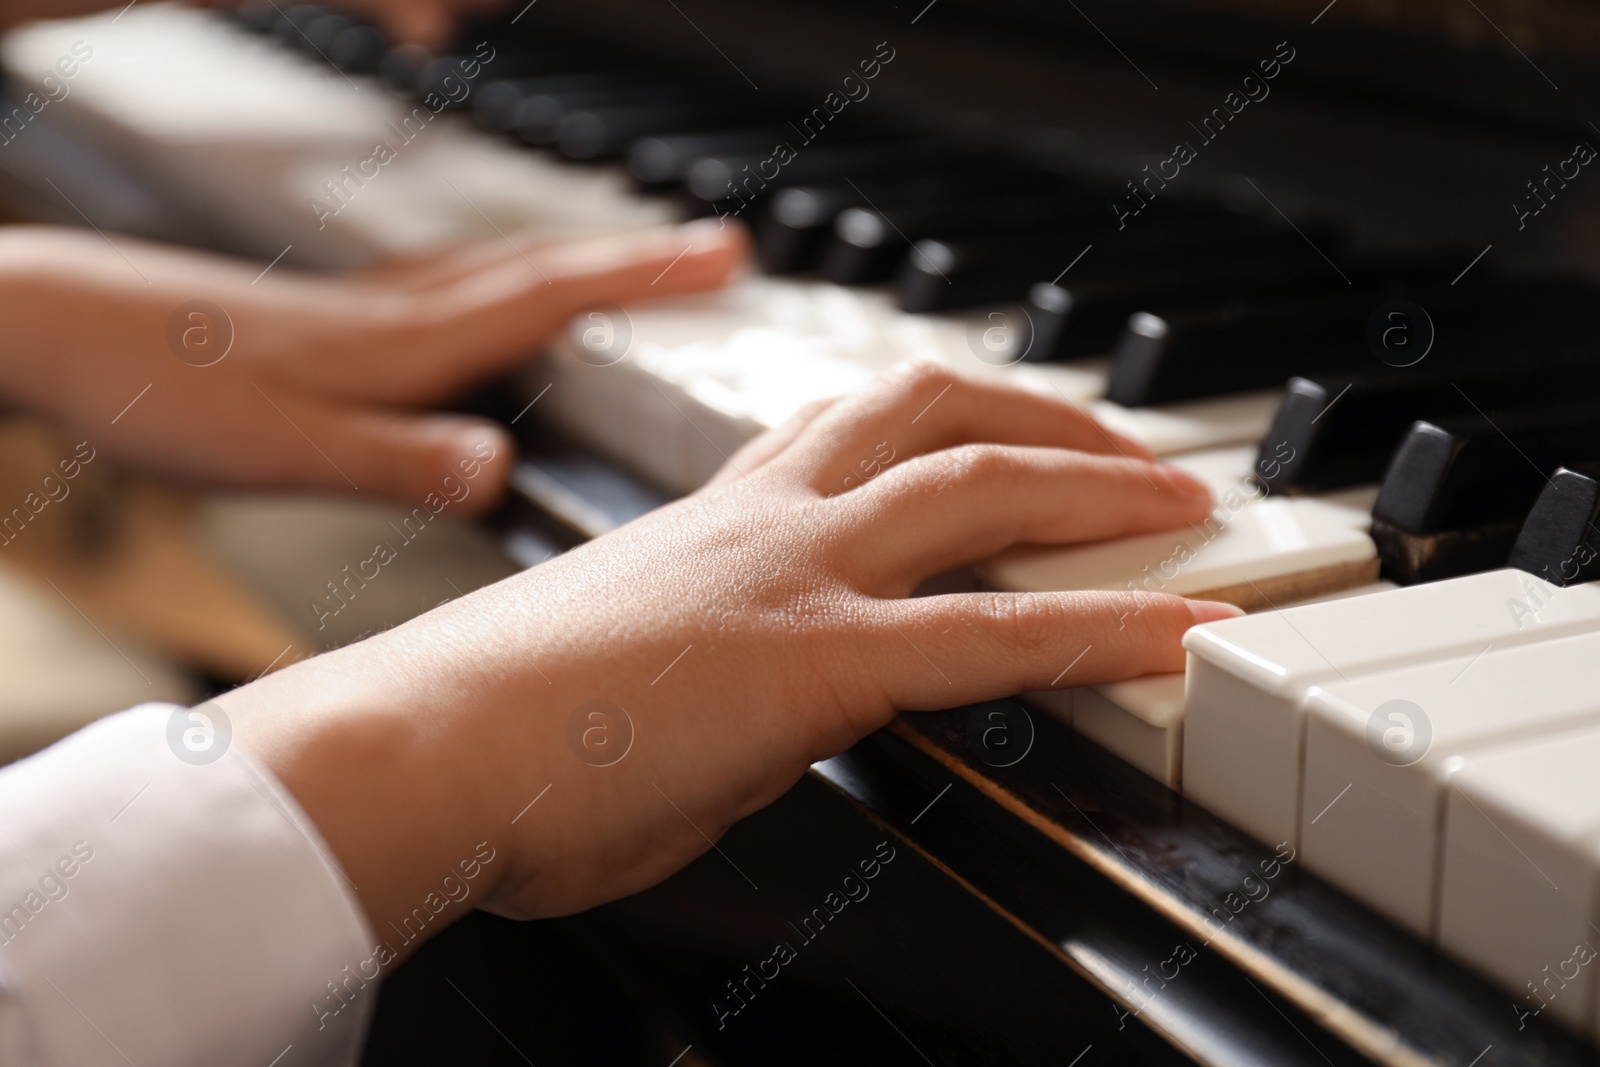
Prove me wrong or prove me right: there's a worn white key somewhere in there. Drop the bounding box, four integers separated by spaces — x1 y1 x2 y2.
1300 629 1600 937
1182 569 1600 851
1437 725 1600 1035
980 445 1377 613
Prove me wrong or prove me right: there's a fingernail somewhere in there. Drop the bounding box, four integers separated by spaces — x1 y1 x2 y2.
1187 599 1245 625
1156 463 1212 503
433 418 509 468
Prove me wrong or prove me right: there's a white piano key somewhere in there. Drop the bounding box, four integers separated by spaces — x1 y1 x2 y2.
1437 725 1600 1035
284 131 675 256
1299 629 1600 937
1056 582 1396 791
1182 570 1600 851
4 5 396 145
979 445 1377 611
1072 673 1187 787
4 6 671 265
1087 390 1279 456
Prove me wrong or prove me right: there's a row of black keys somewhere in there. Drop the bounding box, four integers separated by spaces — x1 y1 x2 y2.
232 4 1600 404
1260 365 1600 586
236 4 1600 589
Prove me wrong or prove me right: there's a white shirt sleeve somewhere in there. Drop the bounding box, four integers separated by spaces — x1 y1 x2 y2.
0 703 377 1067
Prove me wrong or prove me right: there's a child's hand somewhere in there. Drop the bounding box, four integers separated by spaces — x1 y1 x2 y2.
0 221 744 513
230 363 1237 949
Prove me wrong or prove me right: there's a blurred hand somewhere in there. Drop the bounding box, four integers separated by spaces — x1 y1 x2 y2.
0 221 745 514
231 363 1239 951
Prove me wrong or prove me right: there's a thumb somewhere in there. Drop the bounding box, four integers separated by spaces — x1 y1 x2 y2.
282 403 515 516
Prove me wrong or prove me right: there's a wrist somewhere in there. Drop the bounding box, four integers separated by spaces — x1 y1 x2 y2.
228 641 514 964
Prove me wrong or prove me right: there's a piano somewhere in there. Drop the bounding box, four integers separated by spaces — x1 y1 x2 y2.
9 1 1600 1062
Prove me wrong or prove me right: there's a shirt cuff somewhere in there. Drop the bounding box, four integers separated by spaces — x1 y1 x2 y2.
0 703 377 1067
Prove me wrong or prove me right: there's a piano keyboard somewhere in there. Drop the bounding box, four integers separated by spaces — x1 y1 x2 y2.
15 1 1600 1039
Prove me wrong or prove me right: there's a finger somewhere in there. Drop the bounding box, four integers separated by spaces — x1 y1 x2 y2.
836 445 1212 593
535 217 750 306
355 230 567 292
354 247 486 291
701 397 841 492
373 219 749 400
868 591 1241 710
254 399 515 515
775 362 1151 494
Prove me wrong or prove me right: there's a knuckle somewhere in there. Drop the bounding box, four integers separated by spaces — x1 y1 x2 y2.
884 360 957 402
978 592 1065 657
936 442 1017 484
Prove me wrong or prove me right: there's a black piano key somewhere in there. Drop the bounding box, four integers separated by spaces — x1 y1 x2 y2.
409 41 620 104
1508 463 1600 586
820 195 1113 286
475 73 666 133
475 78 543 133
1105 281 1600 407
1257 363 1600 495
759 182 893 274
556 97 786 160
233 0 285 34
755 167 1081 273
380 43 432 92
1375 401 1600 534
897 213 1343 315
1372 402 1600 583
302 11 354 52
900 236 1068 312
327 22 387 73
1019 250 1422 360
683 141 965 215
1109 296 1402 407
520 82 737 147
273 4 330 50
631 126 839 188
629 120 896 190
